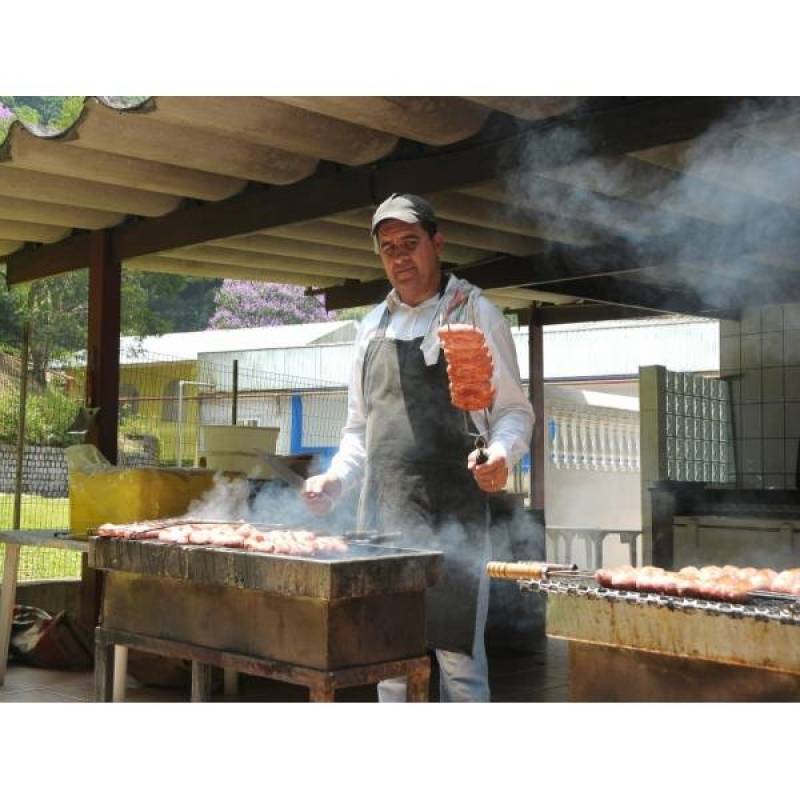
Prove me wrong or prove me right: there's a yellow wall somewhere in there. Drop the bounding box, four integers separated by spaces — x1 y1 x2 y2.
66 360 206 465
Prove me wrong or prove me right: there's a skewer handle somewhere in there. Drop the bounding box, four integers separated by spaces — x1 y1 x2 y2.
486 561 579 581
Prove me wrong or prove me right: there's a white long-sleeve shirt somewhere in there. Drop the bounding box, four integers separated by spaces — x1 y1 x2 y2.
327 274 535 494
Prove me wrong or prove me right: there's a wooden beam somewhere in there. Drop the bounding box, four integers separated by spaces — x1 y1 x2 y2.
8 97 798 287
520 304 676 326
323 278 390 311
6 231 93 285
86 230 121 464
524 275 737 318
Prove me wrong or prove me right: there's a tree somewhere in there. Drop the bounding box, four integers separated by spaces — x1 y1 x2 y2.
208 280 333 328
142 274 222 332
0 267 191 387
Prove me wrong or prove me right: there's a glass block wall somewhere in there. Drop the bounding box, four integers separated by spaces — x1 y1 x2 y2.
663 370 735 483
640 366 736 485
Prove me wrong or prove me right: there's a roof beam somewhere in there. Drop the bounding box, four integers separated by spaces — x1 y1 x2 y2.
518 275 737 318
8 96 798 287
520 304 677 326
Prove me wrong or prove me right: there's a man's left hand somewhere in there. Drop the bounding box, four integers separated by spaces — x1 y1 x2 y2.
468 448 508 493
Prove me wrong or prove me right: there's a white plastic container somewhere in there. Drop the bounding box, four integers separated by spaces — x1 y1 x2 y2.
197 424 279 478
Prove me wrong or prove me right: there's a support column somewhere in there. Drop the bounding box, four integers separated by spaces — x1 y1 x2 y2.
83 231 120 633
86 230 121 464
528 305 545 513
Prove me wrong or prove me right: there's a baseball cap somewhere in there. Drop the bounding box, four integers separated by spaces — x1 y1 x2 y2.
370 193 438 252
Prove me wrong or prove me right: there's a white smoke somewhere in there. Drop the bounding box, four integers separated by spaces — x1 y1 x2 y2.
185 473 250 521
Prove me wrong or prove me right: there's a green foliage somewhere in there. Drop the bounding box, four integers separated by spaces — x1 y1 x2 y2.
140 274 223 332
334 305 375 322
0 385 82 447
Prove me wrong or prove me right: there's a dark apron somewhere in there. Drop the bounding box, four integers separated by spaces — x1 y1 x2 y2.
357 308 489 654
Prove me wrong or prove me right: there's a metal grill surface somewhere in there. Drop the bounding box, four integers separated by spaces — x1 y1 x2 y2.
519 575 800 626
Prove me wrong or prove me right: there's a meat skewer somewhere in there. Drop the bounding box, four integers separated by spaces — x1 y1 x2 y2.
438 322 495 462
94 519 349 555
595 563 800 602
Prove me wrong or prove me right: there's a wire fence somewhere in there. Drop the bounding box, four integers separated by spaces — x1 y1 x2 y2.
0 342 349 582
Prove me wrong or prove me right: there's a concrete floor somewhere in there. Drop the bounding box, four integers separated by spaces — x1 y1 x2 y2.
0 639 570 703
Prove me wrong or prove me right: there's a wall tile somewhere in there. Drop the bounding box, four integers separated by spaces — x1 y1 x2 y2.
763 367 785 402
720 318 741 337
786 330 800 366
786 404 800 438
785 367 800 401
741 438 763 473
762 305 784 332
720 337 741 372
784 304 800 330
784 437 800 473
741 334 762 369
763 439 784 473
763 402 785 438
763 332 784 367
741 307 761 334
741 370 763 403
742 403 762 439
724 377 741 405
763 473 786 489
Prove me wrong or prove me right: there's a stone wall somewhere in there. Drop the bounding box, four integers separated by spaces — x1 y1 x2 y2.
0 435 160 497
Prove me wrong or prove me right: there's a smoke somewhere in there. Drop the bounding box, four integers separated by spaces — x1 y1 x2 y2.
181 469 359 532
504 98 800 311
185 473 250 520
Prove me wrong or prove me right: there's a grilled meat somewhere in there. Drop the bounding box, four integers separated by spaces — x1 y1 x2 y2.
595 563 800 603
438 324 496 412
96 520 348 555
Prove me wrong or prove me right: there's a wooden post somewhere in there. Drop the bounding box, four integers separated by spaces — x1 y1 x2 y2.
82 230 120 633
231 359 239 425
86 230 121 464
191 661 213 702
12 290 34 530
0 544 21 686
528 305 545 512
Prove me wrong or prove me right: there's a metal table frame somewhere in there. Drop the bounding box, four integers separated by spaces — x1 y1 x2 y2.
0 529 88 686
95 626 431 702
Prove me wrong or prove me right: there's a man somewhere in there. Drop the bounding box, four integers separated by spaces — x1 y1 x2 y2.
302 193 534 702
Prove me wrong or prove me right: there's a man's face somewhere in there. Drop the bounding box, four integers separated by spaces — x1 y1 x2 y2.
376 219 444 306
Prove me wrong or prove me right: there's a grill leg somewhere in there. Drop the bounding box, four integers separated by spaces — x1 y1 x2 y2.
94 632 114 702
191 661 213 702
223 668 238 697
309 684 335 702
112 645 128 702
406 664 430 702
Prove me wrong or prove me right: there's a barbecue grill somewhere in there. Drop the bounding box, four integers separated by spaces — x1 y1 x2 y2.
89 529 442 702
489 561 800 701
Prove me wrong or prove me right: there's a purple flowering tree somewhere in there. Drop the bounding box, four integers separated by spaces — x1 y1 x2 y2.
208 280 333 329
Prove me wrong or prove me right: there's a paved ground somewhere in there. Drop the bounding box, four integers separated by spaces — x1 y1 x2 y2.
0 639 569 703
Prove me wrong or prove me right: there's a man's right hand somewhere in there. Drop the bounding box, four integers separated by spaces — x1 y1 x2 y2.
301 473 343 516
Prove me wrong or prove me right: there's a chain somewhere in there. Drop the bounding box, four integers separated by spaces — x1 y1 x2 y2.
518 578 800 625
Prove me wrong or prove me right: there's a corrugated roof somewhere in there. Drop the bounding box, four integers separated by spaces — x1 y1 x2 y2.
117 320 357 364
2 97 799 318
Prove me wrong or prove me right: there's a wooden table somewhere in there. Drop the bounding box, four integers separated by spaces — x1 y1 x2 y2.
0 529 87 686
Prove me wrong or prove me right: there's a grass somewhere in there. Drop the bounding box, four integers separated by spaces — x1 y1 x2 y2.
0 493 81 581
